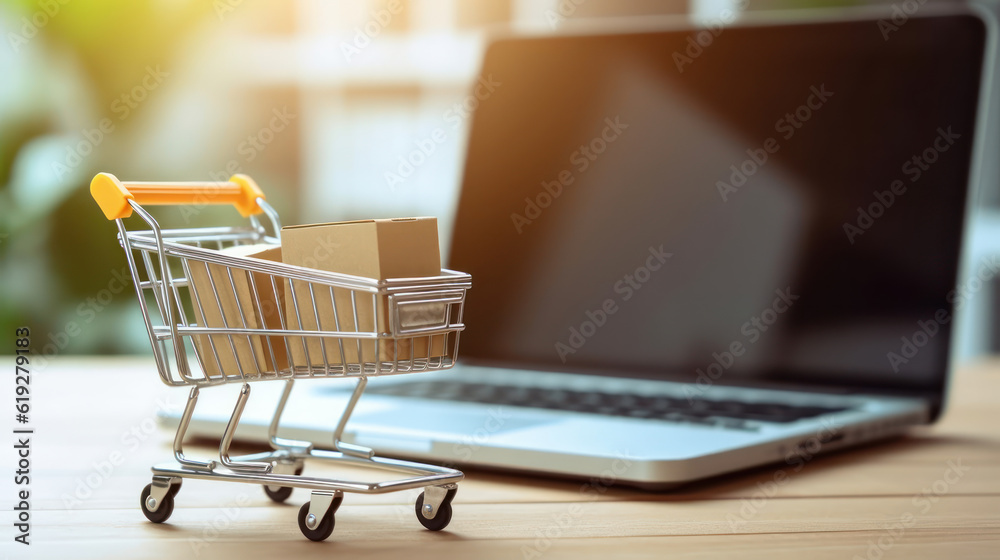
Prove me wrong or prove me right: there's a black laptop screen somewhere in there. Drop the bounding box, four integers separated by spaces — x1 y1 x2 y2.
449 14 987 397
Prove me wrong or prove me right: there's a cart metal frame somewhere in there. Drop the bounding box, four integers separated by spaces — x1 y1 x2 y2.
91 173 470 540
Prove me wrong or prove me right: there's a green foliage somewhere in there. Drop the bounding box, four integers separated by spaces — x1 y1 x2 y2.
0 0 218 355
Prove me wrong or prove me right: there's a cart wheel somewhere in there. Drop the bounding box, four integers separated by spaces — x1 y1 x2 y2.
415 489 456 531
264 485 293 503
297 500 336 542
140 483 175 524
263 463 304 503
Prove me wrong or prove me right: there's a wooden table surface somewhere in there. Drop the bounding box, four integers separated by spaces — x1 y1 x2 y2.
7 356 1000 559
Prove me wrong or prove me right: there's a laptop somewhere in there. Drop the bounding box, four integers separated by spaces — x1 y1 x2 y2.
173 8 994 488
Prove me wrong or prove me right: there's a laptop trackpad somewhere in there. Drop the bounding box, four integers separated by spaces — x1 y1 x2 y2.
349 404 551 441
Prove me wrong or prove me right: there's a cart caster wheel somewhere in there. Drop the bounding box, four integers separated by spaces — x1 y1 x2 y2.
297 500 337 542
263 463 303 503
140 483 175 524
415 489 456 531
264 485 293 503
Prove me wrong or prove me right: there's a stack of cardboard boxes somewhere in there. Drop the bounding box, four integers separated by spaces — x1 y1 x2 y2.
188 217 445 373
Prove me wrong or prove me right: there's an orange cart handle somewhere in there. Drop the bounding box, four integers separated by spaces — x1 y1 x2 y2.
90 172 266 220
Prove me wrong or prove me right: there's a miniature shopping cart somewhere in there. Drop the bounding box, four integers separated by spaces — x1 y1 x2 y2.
90 173 471 541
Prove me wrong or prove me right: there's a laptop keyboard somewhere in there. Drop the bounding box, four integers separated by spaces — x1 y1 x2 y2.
364 380 850 430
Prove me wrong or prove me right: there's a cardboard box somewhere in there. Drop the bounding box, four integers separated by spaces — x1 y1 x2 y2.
187 244 288 375
280 217 445 366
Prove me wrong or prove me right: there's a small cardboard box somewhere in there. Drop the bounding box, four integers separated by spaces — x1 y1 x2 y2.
281 217 445 366
187 244 288 375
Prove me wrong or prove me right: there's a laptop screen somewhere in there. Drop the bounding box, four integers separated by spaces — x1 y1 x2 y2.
449 14 987 398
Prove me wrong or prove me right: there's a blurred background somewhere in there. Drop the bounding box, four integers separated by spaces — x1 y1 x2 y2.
1 0 998 361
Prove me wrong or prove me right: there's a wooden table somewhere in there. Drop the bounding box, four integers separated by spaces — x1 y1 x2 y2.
11 356 1000 559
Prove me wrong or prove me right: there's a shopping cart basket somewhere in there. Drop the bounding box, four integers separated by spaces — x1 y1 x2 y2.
90 172 471 541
